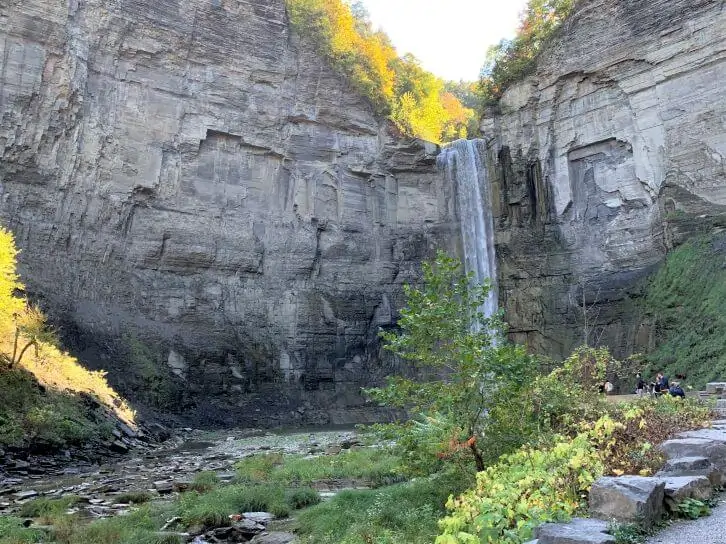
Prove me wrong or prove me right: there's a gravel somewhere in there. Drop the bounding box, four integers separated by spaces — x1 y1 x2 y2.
646 501 726 543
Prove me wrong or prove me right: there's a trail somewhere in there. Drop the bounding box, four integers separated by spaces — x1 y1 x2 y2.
646 501 726 543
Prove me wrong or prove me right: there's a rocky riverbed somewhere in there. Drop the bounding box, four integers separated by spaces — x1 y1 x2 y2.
0 427 366 543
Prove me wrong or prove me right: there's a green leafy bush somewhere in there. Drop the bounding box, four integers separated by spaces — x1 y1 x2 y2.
366 251 535 473
436 432 604 544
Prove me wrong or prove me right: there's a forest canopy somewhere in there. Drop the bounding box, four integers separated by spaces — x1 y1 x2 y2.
285 0 476 143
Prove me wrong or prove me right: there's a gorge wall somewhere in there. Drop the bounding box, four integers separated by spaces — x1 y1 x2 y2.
0 0 459 425
483 0 726 358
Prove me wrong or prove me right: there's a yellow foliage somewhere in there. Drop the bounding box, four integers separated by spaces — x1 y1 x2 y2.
0 226 135 425
285 0 474 143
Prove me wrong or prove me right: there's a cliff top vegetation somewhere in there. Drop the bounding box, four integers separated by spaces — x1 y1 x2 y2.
477 0 576 106
285 0 476 143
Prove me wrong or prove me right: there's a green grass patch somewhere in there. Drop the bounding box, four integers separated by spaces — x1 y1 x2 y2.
55 505 178 544
294 469 470 544
0 367 112 450
113 491 153 505
177 483 319 529
235 448 404 488
0 516 46 544
189 471 220 493
18 496 79 519
643 234 726 387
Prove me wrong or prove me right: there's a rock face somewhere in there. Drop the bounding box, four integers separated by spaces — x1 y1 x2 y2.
482 0 726 357
0 0 457 424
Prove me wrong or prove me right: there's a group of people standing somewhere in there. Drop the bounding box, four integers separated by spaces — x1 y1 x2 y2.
635 372 685 398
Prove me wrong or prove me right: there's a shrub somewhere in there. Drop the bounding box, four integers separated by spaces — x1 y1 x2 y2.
366 252 535 473
436 432 604 544
190 471 220 493
285 487 321 509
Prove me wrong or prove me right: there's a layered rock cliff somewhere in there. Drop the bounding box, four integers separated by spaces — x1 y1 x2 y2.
0 0 458 425
483 0 726 358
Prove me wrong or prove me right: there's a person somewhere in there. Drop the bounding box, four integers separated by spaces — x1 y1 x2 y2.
669 381 685 398
654 372 669 395
635 373 646 396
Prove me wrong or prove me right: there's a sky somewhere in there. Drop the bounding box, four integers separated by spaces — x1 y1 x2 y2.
359 0 529 82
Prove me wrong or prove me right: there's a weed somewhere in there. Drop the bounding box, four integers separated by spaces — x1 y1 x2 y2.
673 498 711 520
189 471 220 493
113 491 153 505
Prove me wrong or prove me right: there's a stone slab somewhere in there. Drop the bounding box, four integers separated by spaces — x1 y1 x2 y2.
535 518 615 544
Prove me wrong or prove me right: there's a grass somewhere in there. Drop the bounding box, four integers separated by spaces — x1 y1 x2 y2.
113 491 153 505
189 471 220 493
0 366 114 450
643 234 726 387
177 484 316 528
294 469 470 544
18 496 79 520
0 517 46 544
235 448 404 488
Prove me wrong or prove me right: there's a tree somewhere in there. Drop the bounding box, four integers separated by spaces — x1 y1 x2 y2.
366 252 533 472
0 227 55 368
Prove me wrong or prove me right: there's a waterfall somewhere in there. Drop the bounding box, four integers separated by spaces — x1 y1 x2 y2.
437 139 498 326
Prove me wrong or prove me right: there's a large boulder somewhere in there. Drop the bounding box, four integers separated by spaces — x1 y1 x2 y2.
535 518 615 544
656 456 725 487
659 438 726 469
657 475 712 510
588 476 665 528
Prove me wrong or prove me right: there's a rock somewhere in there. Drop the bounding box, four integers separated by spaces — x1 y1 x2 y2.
480 0 726 360
706 383 726 396
588 476 665 528
657 476 712 510
118 423 138 439
153 481 174 494
172 480 192 492
677 428 726 443
109 440 129 454
656 456 725 487
325 446 342 455
535 518 615 544
13 490 38 500
13 460 30 470
249 532 297 544
216 472 236 482
659 438 726 471
0 0 457 427
243 512 274 524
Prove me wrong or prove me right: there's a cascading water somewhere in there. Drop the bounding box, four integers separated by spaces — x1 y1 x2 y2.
437 139 498 327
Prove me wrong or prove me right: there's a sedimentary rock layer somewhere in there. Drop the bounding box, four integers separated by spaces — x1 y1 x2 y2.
482 0 726 357
0 0 457 424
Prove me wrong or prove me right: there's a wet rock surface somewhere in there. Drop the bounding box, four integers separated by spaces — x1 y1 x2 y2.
0 427 362 541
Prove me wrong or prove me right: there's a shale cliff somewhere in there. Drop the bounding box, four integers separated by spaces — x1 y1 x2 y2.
483 0 726 358
0 0 457 425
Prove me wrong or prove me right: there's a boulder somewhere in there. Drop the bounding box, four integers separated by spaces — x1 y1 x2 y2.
535 518 615 544
659 438 726 471
677 428 726 443
656 456 724 487
243 512 274 524
588 476 664 528
657 476 712 510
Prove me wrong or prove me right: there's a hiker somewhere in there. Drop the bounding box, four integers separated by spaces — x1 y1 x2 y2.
669 381 685 398
635 373 646 396
654 372 669 395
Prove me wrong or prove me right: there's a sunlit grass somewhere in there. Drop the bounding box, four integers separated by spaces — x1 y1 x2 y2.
235 448 404 487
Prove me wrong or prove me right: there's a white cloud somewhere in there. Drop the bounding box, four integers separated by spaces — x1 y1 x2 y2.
359 0 529 81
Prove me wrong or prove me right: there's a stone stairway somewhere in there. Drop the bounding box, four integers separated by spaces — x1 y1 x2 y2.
528 389 726 544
